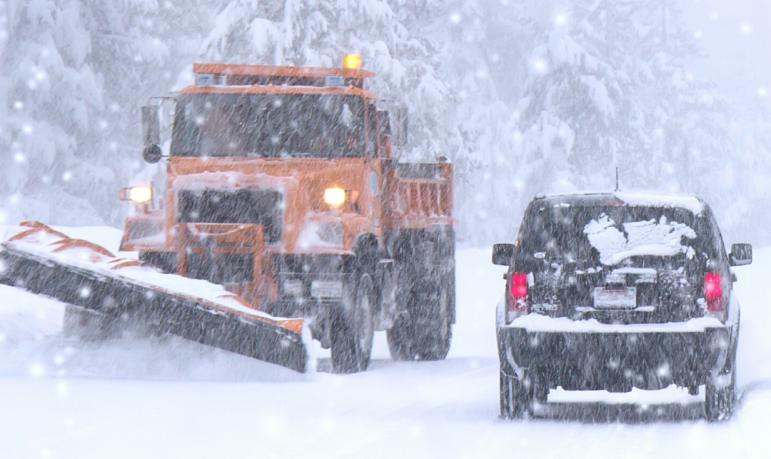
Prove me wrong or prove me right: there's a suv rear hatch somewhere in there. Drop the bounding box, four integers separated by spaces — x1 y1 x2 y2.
515 195 721 324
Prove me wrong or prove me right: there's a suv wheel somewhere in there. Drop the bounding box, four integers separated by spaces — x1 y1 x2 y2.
500 371 534 419
331 274 375 373
705 348 737 422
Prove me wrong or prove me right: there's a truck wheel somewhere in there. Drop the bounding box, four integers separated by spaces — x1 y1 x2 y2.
387 281 453 361
386 312 415 360
62 305 117 341
331 274 375 373
705 349 737 422
415 282 453 360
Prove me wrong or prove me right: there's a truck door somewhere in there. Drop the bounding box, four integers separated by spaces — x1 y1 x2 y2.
366 102 383 237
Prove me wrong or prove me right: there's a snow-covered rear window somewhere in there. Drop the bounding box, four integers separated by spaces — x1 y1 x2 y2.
516 203 720 268
583 214 696 266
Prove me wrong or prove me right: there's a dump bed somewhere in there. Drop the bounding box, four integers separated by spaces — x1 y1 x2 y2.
384 162 453 230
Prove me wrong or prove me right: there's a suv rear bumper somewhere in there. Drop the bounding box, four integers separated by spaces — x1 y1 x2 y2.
497 324 733 391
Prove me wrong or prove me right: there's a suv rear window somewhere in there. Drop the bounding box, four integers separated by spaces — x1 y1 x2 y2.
516 202 723 270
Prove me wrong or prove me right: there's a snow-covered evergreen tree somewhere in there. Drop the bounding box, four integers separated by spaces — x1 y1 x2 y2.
510 0 766 242
199 0 456 161
0 0 219 226
2 0 771 246
0 0 105 225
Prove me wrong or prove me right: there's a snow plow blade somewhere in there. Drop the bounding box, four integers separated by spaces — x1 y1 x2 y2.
0 222 308 373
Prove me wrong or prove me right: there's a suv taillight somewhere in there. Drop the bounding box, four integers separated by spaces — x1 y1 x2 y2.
705 272 725 321
506 272 528 323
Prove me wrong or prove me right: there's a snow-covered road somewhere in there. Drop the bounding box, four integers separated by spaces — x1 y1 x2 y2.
1 228 770 458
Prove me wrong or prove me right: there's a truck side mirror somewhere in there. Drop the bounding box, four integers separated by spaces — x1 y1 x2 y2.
141 105 161 163
377 110 392 137
492 243 515 266
730 243 752 266
142 144 162 164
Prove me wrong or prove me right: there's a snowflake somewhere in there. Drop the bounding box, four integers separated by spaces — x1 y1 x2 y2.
532 59 548 74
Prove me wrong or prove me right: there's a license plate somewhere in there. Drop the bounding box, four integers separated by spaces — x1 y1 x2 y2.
311 281 343 298
593 287 636 309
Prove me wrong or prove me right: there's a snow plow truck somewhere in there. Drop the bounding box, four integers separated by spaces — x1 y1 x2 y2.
0 57 455 374
108 56 453 373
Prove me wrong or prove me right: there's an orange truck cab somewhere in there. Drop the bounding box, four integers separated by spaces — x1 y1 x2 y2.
120 58 455 372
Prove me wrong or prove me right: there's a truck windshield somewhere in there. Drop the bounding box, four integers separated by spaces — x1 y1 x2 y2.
170 93 364 158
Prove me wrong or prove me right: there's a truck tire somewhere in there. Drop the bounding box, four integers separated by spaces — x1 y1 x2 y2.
386 312 414 360
705 349 737 422
386 280 453 361
331 274 375 373
416 281 452 360
62 305 117 341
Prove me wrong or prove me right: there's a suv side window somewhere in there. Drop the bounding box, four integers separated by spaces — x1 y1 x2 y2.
704 206 729 267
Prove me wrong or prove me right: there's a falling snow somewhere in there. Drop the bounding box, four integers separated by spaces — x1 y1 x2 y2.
2 0 771 457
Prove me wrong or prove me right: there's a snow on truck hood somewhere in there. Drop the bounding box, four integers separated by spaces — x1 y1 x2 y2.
583 214 697 266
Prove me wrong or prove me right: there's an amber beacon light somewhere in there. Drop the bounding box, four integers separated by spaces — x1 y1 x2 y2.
342 54 362 69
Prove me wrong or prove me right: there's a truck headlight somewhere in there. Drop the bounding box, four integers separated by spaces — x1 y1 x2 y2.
120 186 153 203
324 187 345 206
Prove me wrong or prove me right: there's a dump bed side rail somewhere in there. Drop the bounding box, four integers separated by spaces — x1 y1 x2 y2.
384 162 453 229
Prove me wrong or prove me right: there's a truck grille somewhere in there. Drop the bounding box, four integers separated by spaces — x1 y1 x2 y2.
187 253 253 284
177 189 283 244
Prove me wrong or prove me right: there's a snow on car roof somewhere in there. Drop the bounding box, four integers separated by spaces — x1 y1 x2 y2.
538 191 705 215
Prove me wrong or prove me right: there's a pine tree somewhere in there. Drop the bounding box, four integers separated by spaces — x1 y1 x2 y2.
514 0 745 235
0 0 105 225
0 0 220 226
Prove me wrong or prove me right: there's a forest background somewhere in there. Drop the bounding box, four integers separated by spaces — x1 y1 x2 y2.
1 0 769 246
